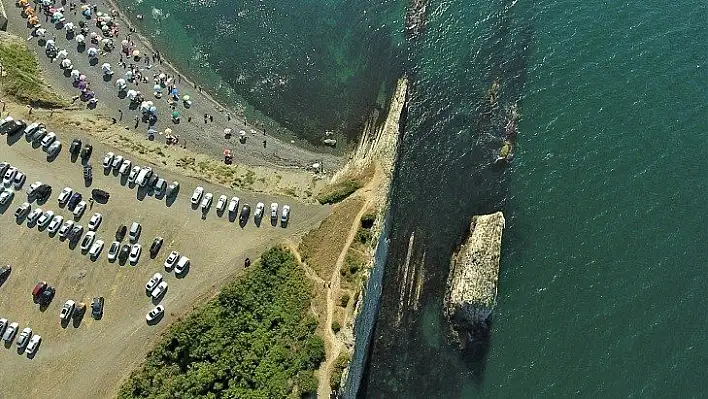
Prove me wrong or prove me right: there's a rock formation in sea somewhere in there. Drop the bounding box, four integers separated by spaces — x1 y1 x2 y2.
444 211 505 348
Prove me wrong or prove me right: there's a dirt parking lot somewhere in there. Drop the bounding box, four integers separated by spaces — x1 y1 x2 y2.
0 121 331 397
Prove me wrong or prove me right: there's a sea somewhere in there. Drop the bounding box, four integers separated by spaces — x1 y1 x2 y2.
118 0 708 396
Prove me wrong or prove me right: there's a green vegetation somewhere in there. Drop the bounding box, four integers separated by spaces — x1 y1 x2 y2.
119 247 324 398
330 353 351 391
355 227 372 245
331 320 341 333
0 42 66 107
340 293 350 307
316 178 363 204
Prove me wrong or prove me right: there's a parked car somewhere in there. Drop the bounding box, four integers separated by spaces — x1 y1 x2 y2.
254 202 265 220
201 192 213 210
14 202 30 218
39 286 55 305
149 237 164 258
151 281 168 300
281 205 291 224
270 203 279 219
228 197 240 213
137 167 153 187
16 327 32 349
37 210 55 228
129 222 141 242
0 318 6 337
0 265 11 281
190 186 204 205
166 181 180 198
25 334 42 355
0 189 14 205
0 162 9 176
115 225 127 241
60 300 76 322
146 173 159 189
67 192 82 210
73 200 87 218
26 180 42 197
146 305 165 323
119 159 132 175
23 122 41 137
3 166 17 186
70 139 82 155
58 187 73 205
3 120 26 135
91 297 104 319
154 178 167 196
74 302 87 320
215 195 227 213
31 129 47 144
69 225 84 243
80 231 96 251
89 239 104 260
240 204 251 223
111 155 123 170
107 241 120 262
164 251 180 271
41 132 57 149
91 188 110 202
128 165 141 183
2 322 19 343
13 172 26 189
26 208 43 224
47 215 64 233
175 256 190 275
145 272 163 292
46 141 62 157
102 152 114 169
34 184 52 202
129 243 142 263
81 144 93 160
58 219 74 238
32 281 47 297
118 244 131 263
87 212 102 231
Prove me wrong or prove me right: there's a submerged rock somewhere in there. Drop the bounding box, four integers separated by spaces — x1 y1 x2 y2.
444 211 505 348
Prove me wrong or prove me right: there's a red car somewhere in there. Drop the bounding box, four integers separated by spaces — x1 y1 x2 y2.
32 281 47 297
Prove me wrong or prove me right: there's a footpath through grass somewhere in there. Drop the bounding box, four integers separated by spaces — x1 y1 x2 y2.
119 246 325 398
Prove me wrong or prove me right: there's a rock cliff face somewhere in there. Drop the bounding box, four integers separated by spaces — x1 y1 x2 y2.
444 212 505 347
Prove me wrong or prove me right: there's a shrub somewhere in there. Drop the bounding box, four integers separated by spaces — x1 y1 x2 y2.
331 321 341 333
316 179 362 205
340 293 350 307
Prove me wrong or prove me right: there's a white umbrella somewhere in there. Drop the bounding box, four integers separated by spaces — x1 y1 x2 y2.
45 40 55 49
90 32 98 39
126 89 138 99
57 49 68 59
125 70 133 79
36 28 47 37
60 58 72 69
75 34 85 43
140 102 149 113
146 101 154 107
121 39 129 48
102 63 111 71
101 38 111 45
65 22 74 31
87 47 97 57
116 78 126 87
239 130 246 137
158 73 166 81
70 69 80 79
101 25 109 32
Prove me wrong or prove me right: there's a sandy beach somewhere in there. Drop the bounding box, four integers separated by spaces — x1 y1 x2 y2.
1 0 343 172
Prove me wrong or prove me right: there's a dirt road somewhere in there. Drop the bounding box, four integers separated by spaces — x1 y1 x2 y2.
0 120 331 397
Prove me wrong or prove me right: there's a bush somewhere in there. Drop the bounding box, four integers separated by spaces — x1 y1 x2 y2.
119 246 324 398
340 293 350 307
295 370 318 397
355 228 372 245
330 353 350 390
360 212 376 229
0 42 67 107
331 321 341 333
316 179 362 205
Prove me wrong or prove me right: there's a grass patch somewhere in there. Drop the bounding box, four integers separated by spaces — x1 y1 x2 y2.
0 41 67 107
316 163 375 205
119 246 324 398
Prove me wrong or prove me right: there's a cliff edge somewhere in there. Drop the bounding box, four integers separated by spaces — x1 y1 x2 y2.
444 211 505 347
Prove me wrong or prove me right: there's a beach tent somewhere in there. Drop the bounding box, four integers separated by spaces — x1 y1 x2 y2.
172 111 179 119
79 74 86 81
153 84 162 92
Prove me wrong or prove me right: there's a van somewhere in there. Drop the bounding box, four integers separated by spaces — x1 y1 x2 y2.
129 222 141 242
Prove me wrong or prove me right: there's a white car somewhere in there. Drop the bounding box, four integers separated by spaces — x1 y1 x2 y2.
119 159 132 175
58 187 73 205
107 241 120 262
38 210 55 228
150 281 168 299
13 172 26 189
0 189 14 205
255 202 265 219
164 251 180 271
102 152 114 169
270 203 278 219
47 141 62 157
0 318 7 336
281 205 291 224
146 305 165 323
73 200 87 218
26 181 42 196
3 166 17 186
41 132 57 148
80 231 96 251
89 239 104 260
201 193 213 210
228 197 240 213
175 256 190 275
216 195 227 212
26 208 42 224
16 327 32 349
2 322 18 343
129 243 142 264
47 214 64 233
25 334 41 356
145 272 163 292
111 155 124 170
191 186 204 205
128 165 141 183
23 122 40 136
87 213 102 231
58 219 74 238
60 300 76 321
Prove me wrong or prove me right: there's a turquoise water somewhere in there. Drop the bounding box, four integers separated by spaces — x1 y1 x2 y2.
121 0 708 395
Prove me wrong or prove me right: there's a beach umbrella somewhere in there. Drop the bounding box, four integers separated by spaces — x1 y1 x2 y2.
153 84 161 92
87 47 97 57
170 88 179 96
52 11 63 20
45 39 55 49
60 58 72 69
164 128 173 135
125 71 133 80
172 111 179 119
121 39 128 48
140 102 149 112
101 38 111 45
126 89 137 100
132 50 140 57
182 95 190 102
65 22 74 31
102 63 111 72
36 28 47 37
101 25 109 33
70 69 80 79
85 91 95 99
57 49 68 59
149 106 157 114
79 74 86 81
239 130 246 136
158 73 166 81
76 34 85 44
115 78 126 89
224 128 232 135
89 31 98 39
77 80 88 90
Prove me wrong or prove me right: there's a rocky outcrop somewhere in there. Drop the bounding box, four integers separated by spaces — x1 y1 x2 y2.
444 211 505 347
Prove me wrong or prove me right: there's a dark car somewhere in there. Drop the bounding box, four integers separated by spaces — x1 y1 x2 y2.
2 120 26 135
149 237 163 258
81 144 93 160
34 184 52 202
91 188 110 202
146 174 159 189
91 297 104 319
0 265 11 281
39 286 55 305
115 225 127 241
70 139 82 155
74 302 87 319
67 192 82 210
31 129 47 144
239 204 251 223
118 244 131 262
32 281 47 297
69 224 84 242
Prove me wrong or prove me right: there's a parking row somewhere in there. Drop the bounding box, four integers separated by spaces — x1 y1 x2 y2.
0 318 41 358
